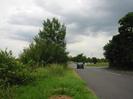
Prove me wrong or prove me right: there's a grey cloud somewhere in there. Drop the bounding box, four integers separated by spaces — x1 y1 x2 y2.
0 24 38 42
35 0 133 37
0 0 132 57
66 34 84 44
9 32 36 42
8 13 42 27
5 0 133 46
4 10 43 42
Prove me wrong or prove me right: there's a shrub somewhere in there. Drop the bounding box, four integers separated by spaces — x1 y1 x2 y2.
0 49 32 87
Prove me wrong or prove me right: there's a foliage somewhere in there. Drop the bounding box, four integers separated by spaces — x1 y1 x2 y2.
69 54 107 64
38 18 66 47
119 12 133 34
0 49 32 87
0 65 97 99
96 58 108 63
20 18 68 66
104 12 133 70
91 57 98 64
71 53 88 63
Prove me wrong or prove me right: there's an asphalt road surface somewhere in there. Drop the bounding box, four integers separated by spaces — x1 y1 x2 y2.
72 63 133 99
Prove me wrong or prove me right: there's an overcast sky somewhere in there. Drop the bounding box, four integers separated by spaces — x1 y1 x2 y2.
0 0 133 58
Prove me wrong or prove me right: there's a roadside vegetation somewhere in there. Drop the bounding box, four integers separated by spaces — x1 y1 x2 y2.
20 18 68 66
0 18 97 99
69 53 107 65
0 12 132 99
0 49 32 87
0 64 97 99
104 12 133 70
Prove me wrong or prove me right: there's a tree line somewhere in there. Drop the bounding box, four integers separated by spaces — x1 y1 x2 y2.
69 53 107 64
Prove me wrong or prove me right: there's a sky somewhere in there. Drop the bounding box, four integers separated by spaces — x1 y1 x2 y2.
0 0 133 58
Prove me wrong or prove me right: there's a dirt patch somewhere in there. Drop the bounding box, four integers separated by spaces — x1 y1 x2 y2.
49 95 72 99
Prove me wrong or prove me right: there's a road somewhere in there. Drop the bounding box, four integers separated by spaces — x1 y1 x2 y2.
71 63 133 99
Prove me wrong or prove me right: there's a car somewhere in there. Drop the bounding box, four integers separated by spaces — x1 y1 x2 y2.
77 62 84 69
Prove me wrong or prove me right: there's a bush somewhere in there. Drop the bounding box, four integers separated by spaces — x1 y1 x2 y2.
0 49 32 87
20 42 68 67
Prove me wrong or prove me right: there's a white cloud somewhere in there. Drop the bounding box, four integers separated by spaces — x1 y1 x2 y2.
0 37 29 57
0 0 132 57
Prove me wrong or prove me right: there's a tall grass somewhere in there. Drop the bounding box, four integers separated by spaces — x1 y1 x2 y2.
0 64 97 99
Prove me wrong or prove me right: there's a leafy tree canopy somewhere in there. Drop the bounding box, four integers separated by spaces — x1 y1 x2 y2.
71 53 87 63
36 18 66 47
119 12 133 34
20 18 68 66
91 57 98 64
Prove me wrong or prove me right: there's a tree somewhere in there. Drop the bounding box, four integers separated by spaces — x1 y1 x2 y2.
37 18 66 47
104 12 133 70
119 12 133 34
91 57 98 64
72 53 87 63
99 58 108 63
20 18 68 66
87 57 92 63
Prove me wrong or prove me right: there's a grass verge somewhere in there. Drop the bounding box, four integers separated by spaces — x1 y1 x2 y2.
87 62 109 67
0 64 97 99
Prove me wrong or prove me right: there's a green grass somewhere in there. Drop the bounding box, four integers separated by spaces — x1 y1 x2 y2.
0 64 98 99
87 62 109 67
